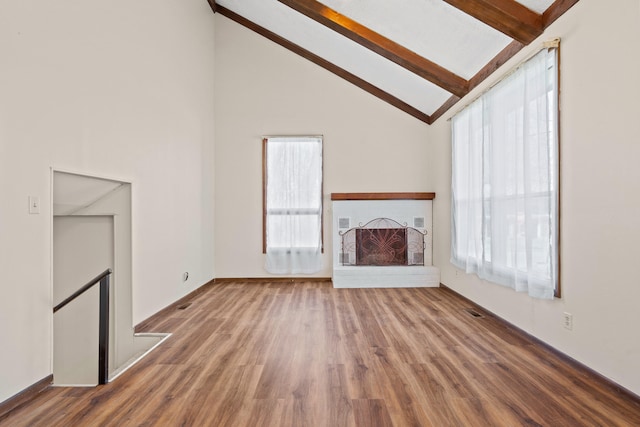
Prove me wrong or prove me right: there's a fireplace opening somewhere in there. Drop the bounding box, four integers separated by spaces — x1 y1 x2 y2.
340 218 426 266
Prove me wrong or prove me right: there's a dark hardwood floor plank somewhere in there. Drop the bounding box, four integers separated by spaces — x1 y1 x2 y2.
327 364 355 427
405 363 475 426
349 290 390 348
352 398 394 427
342 333 384 400
429 351 481 399
368 346 435 426
448 396 525 427
2 281 639 426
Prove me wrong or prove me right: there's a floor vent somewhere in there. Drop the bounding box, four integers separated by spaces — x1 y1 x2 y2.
177 302 192 310
465 308 484 318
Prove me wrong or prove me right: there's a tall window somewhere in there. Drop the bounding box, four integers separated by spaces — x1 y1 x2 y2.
451 46 559 299
263 136 323 274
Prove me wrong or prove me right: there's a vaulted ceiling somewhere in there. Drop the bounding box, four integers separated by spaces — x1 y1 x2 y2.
208 0 579 124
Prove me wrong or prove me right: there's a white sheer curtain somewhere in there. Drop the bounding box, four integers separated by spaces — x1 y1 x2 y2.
451 48 559 299
265 136 323 274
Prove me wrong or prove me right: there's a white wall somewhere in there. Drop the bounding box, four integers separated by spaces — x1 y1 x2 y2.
0 0 216 403
430 0 640 395
214 14 431 278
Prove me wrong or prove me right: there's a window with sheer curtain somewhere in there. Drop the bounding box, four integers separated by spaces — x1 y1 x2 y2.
263 136 323 274
451 46 559 299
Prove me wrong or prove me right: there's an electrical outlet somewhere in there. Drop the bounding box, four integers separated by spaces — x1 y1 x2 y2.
563 312 573 330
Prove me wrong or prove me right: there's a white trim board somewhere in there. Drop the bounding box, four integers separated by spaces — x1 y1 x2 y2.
333 266 440 288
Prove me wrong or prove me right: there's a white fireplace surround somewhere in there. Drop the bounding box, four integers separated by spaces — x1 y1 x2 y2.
331 193 440 288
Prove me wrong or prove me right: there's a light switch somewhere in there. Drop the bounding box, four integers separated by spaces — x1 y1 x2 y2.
29 196 40 214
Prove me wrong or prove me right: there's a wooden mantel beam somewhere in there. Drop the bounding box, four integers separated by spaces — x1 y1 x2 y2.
331 192 436 201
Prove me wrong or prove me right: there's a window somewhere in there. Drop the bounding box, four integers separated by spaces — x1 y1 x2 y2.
263 136 323 274
451 46 559 299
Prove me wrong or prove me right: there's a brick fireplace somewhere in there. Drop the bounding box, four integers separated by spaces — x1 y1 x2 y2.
331 193 440 288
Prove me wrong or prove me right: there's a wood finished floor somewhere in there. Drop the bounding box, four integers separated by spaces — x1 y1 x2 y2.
3 281 639 426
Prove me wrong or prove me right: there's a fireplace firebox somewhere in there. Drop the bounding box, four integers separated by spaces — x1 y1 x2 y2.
340 218 426 266
331 192 439 288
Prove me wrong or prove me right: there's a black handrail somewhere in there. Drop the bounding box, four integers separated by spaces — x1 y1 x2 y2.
53 269 112 313
53 268 112 385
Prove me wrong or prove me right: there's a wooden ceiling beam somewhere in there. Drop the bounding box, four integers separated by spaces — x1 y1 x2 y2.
543 0 581 27
214 5 432 124
429 40 525 120
277 0 469 98
468 40 525 92
442 0 542 45
209 0 581 124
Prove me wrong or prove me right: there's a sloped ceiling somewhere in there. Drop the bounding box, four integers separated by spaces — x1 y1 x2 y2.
209 0 579 124
53 172 124 216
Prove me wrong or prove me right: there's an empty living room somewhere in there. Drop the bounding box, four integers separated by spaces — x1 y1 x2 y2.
1 0 639 425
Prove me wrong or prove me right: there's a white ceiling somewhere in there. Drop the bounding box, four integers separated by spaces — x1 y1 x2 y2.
53 172 124 216
321 0 513 78
213 0 574 123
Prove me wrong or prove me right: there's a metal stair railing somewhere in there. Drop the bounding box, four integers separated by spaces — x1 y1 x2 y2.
53 268 112 385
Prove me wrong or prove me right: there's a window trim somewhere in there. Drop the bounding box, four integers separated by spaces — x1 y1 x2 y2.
262 137 267 254
262 137 324 254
